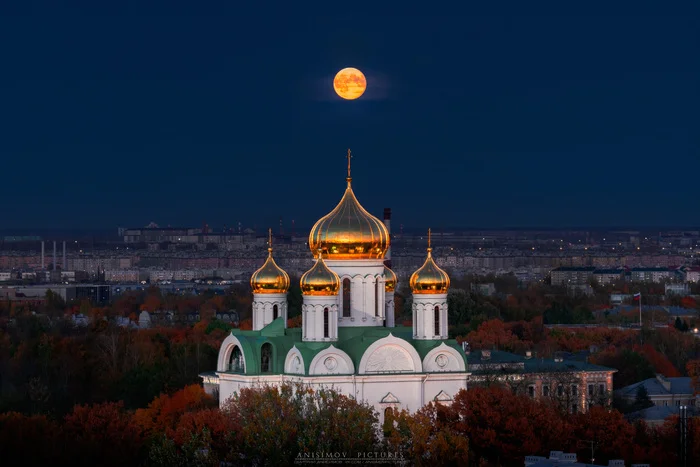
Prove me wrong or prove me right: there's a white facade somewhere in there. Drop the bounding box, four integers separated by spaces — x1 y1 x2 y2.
412 293 448 340
385 290 395 328
217 333 468 422
329 259 386 327
252 292 288 330
302 295 339 341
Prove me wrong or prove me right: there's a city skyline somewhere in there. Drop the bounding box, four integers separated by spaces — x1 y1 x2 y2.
1 3 697 230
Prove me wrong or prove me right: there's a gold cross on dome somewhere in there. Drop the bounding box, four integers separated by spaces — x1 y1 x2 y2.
346 148 352 179
268 228 273 250
428 228 432 249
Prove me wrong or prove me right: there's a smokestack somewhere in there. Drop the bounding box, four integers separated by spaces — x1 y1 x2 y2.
62 241 66 271
41 241 45 270
53 241 57 271
383 208 392 268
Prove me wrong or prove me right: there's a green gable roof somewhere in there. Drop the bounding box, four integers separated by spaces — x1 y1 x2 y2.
223 320 468 376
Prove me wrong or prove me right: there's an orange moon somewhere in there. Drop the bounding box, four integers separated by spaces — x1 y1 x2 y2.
333 67 366 100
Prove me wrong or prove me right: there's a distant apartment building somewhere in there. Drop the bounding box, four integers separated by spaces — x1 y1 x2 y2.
550 267 595 286
685 267 700 283
104 269 140 283
591 268 623 285
0 272 12 282
630 267 674 283
665 283 690 296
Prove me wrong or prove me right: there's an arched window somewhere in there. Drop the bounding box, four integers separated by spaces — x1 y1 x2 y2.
260 343 272 373
434 306 440 336
342 278 351 317
384 407 392 420
229 345 244 373
323 307 329 338
374 279 379 317
273 304 278 321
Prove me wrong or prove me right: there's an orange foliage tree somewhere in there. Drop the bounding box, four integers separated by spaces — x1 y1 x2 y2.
62 401 144 467
384 404 469 466
133 384 216 438
451 386 570 464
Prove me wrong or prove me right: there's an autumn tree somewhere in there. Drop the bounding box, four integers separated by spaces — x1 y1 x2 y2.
0 412 58 465
134 384 216 438
570 406 635 464
222 384 382 465
451 387 570 465
384 404 469 466
61 401 144 467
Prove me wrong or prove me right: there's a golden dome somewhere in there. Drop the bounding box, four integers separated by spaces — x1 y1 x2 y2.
300 250 340 296
250 230 290 294
308 150 390 260
409 229 450 295
384 265 397 293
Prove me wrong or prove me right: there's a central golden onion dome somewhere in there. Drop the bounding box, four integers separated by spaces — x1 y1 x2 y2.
300 250 340 295
384 265 397 293
250 229 290 294
410 229 450 294
308 150 389 260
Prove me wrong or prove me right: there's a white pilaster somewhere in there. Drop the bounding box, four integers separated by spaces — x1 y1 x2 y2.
252 293 288 330
412 293 448 340
385 292 395 328
302 295 339 342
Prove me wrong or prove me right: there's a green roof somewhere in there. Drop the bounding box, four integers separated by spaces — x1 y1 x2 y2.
221 319 467 376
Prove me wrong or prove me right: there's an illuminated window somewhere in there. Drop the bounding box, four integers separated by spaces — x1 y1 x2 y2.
323 308 329 338
434 306 440 336
342 279 351 317
261 343 272 373
273 304 278 320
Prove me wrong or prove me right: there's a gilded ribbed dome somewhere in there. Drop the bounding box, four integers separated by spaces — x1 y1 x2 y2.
308 150 389 260
409 230 450 294
250 230 290 294
384 265 397 293
300 251 340 296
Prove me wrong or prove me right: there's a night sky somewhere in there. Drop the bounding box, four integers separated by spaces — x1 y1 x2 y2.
1 3 697 231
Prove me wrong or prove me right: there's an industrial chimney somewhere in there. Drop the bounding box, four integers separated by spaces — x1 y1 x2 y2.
53 241 57 271
62 241 66 271
41 241 45 270
383 208 391 268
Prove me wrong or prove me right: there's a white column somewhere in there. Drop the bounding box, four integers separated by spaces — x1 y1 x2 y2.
302 295 339 342
385 292 395 328
412 293 448 340
252 293 287 331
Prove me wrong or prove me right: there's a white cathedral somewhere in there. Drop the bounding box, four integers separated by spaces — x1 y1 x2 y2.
208 151 469 419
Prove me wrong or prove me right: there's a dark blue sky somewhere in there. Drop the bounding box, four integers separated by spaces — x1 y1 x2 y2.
1 3 697 231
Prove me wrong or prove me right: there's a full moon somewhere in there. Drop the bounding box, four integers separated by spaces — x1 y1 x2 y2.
333 67 366 100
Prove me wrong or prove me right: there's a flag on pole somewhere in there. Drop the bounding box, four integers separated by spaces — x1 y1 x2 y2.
633 293 641 300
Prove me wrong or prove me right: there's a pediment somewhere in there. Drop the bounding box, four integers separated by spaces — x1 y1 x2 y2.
434 390 452 402
380 392 400 404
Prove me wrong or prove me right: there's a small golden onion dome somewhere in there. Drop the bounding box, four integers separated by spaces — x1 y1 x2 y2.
383 265 397 293
308 150 390 260
409 229 450 295
300 250 340 296
250 230 290 294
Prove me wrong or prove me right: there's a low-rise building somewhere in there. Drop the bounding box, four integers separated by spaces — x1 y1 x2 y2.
665 283 690 296
466 349 615 414
550 267 595 286
592 268 624 285
630 267 673 283
685 267 700 283
615 374 697 409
